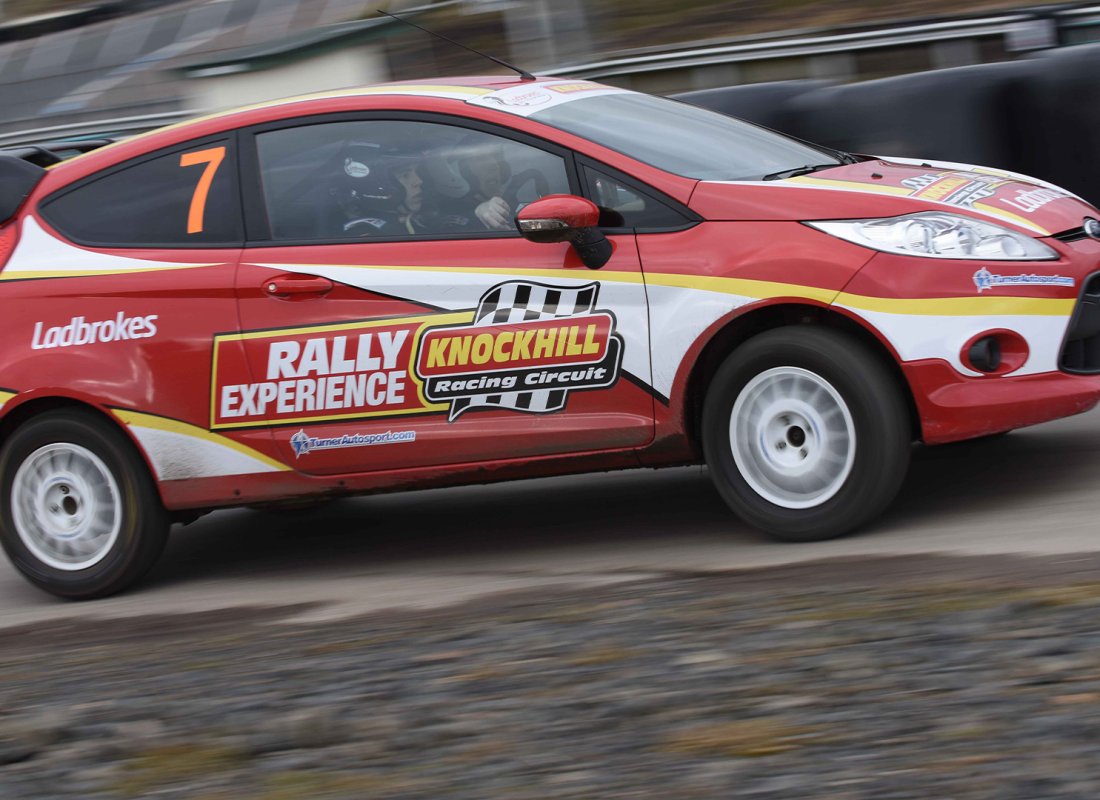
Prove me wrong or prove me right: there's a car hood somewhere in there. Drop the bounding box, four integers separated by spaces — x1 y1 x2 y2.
690 156 1098 236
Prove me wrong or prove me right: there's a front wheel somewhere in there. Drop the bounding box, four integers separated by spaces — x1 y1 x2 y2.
0 409 169 599
702 327 911 541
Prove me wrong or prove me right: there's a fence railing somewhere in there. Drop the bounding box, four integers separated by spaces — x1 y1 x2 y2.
0 110 192 148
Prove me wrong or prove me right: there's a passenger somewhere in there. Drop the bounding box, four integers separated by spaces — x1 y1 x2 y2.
329 142 429 237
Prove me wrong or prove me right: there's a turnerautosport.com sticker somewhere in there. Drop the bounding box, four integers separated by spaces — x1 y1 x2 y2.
209 281 624 429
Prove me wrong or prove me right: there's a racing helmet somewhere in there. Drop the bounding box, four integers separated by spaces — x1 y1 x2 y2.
330 142 421 219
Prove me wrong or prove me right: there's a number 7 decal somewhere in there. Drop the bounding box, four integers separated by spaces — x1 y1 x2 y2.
180 146 226 235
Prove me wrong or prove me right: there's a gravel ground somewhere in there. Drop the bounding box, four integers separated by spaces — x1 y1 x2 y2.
3 554 1100 799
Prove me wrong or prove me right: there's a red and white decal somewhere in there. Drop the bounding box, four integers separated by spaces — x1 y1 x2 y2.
212 315 442 430
212 281 624 428
415 281 623 420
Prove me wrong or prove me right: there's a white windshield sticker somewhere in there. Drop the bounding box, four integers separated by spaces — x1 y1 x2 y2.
466 80 631 117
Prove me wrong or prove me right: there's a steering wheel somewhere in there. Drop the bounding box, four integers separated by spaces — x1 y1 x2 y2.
502 169 550 211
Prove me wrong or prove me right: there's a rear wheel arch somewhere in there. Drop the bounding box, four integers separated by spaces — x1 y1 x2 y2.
681 303 920 448
0 403 170 598
0 396 163 501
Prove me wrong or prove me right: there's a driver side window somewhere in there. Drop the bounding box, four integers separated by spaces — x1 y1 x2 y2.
254 120 570 241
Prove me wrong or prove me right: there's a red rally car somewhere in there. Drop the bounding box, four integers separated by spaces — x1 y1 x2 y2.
1 76 1098 599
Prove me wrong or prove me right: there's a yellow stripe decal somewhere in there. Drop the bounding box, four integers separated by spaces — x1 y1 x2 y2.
253 262 647 286
788 175 1051 235
0 390 16 408
835 293 1074 317
0 263 218 281
212 405 442 431
257 263 1072 317
788 175 913 197
641 272 838 303
218 311 473 342
971 203 1051 235
252 262 836 301
112 409 289 471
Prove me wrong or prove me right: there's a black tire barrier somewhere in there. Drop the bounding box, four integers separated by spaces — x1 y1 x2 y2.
672 46 1100 206
672 80 830 134
1015 45 1100 204
784 61 1036 171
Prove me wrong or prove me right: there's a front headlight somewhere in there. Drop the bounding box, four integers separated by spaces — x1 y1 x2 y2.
807 212 1058 260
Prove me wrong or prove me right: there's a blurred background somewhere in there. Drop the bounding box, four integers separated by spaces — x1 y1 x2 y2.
2 0 1100 199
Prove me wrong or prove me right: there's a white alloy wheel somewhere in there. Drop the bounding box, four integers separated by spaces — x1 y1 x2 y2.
729 366 856 509
703 327 910 541
10 443 122 571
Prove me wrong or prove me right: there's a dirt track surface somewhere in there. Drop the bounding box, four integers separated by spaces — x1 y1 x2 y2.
4 553 1100 798
2 406 1100 626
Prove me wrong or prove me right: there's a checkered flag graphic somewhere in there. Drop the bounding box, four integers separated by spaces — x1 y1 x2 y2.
447 281 600 420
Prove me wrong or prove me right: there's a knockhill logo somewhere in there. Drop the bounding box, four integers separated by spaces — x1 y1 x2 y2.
414 281 624 421
973 268 1075 293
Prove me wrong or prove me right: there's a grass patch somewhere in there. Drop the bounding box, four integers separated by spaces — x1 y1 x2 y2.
260 771 425 799
112 743 248 797
658 717 822 758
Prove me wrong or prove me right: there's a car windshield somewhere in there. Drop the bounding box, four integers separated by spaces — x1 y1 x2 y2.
529 92 840 181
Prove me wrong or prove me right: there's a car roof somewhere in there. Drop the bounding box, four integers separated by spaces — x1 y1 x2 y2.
47 76 573 175
32 75 701 217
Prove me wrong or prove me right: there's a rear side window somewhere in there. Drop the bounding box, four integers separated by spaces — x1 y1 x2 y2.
41 139 242 247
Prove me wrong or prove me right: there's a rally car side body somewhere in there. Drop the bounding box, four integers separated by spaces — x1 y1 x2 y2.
0 77 1098 564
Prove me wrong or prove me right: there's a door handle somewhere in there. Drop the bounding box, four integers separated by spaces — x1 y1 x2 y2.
264 274 333 297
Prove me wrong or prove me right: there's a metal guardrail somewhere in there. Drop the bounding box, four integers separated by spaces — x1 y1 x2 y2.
0 110 193 148
557 15 1024 77
554 8 1100 79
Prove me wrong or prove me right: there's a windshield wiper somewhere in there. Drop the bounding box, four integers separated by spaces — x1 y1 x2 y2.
761 163 842 181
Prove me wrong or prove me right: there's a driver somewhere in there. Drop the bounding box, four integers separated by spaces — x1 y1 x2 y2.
460 142 513 230
329 142 429 237
421 139 515 231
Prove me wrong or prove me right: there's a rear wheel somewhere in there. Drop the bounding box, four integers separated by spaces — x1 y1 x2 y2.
702 327 911 541
0 410 169 599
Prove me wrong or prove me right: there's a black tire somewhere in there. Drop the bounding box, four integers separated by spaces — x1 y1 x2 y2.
702 326 911 541
0 409 169 599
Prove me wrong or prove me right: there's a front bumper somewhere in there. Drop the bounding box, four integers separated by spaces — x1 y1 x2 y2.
903 359 1100 444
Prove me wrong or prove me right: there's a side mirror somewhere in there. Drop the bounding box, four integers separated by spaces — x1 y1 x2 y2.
515 194 612 270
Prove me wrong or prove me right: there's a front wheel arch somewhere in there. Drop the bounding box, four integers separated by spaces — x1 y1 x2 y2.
682 304 919 450
701 325 912 541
